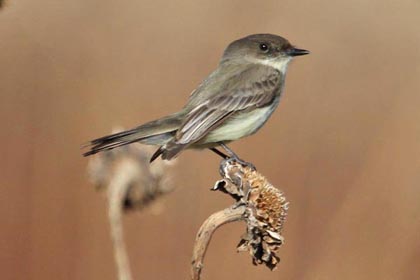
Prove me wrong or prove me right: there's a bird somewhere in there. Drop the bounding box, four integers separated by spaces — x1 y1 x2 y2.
83 34 309 162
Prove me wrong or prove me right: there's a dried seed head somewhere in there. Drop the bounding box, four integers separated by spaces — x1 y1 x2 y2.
87 129 175 211
245 167 289 234
215 159 289 270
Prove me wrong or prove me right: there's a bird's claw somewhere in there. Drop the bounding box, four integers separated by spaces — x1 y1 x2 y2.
230 156 257 171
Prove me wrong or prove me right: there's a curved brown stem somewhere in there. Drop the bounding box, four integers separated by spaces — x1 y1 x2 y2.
191 205 246 280
108 161 139 280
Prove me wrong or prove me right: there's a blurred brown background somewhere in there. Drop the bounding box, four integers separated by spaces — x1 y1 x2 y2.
1 0 420 279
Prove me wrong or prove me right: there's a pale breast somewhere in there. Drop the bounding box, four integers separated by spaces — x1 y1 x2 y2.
202 105 275 143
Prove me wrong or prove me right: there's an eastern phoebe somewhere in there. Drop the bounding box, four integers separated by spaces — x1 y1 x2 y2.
83 34 309 162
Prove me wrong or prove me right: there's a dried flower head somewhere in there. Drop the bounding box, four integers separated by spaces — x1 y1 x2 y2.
213 159 289 270
87 128 175 211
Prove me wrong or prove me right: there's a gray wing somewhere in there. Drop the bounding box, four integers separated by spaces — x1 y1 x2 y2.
175 66 281 145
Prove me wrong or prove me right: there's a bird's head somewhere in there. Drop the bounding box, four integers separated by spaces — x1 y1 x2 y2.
221 34 309 73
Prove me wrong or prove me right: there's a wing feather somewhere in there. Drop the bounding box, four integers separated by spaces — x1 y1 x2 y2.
175 67 281 145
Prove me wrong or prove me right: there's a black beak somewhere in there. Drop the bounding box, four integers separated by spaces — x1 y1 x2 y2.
288 47 310 57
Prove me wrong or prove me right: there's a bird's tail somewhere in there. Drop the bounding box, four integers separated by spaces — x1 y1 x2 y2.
83 113 183 157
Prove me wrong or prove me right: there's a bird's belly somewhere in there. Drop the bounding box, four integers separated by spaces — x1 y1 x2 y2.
201 106 274 143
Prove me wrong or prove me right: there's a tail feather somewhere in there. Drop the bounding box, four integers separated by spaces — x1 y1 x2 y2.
150 146 164 163
83 131 148 157
162 142 188 160
149 142 188 163
89 128 139 146
83 113 182 157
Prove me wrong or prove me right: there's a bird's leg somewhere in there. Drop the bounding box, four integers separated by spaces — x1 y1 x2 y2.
218 143 240 158
209 147 229 159
219 143 256 171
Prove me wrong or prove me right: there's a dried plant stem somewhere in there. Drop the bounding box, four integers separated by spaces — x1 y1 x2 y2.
190 159 289 279
108 161 139 280
89 138 175 280
191 205 246 280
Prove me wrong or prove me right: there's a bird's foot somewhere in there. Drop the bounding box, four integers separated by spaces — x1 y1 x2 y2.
222 156 256 171
218 143 256 171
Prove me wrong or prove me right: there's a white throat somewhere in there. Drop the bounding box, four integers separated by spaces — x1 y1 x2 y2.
249 56 292 74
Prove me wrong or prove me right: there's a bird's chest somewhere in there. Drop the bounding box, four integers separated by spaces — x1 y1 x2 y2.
203 101 278 143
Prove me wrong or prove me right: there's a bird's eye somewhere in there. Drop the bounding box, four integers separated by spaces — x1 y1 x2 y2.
259 43 269 52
